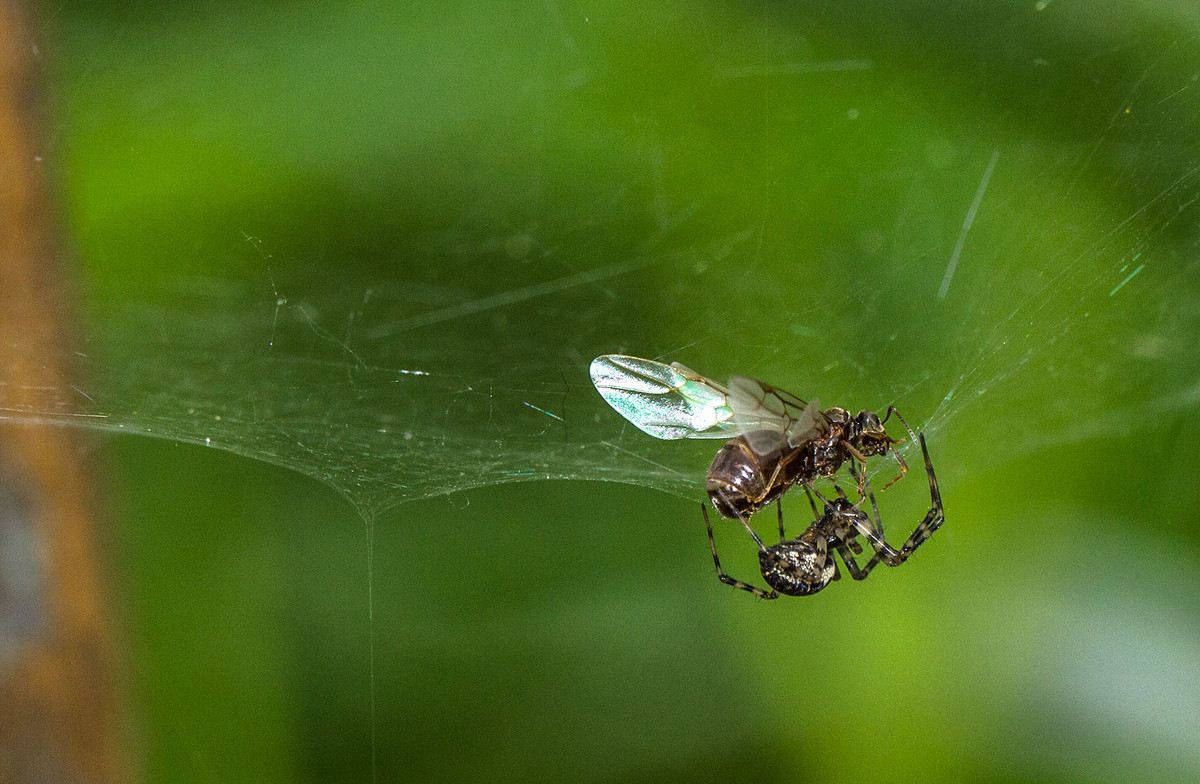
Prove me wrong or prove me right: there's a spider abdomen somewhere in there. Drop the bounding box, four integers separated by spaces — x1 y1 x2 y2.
759 535 835 596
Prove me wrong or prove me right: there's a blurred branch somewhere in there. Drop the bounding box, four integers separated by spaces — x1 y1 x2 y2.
0 1 128 782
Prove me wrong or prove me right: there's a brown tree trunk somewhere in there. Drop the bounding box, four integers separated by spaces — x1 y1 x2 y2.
0 2 129 782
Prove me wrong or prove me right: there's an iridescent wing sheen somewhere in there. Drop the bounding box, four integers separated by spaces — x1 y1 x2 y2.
727 376 828 455
590 355 738 440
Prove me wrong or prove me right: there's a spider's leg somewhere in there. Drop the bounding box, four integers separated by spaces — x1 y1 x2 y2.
718 503 767 551
921 432 944 516
850 474 904 566
891 433 944 556
827 548 843 582
802 483 820 520
829 482 866 553
776 498 786 543
832 538 875 580
809 483 861 545
854 433 945 568
702 504 779 599
861 474 888 544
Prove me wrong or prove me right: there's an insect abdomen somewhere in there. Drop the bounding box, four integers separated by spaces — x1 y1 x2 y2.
705 436 778 519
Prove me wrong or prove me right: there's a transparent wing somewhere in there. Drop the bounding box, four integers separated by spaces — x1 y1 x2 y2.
727 376 828 455
785 396 828 448
590 355 737 440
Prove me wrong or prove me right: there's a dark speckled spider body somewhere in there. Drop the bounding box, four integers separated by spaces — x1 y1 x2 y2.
704 433 944 599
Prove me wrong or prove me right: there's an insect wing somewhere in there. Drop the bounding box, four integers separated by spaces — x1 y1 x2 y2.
727 376 827 455
590 355 736 440
785 396 828 448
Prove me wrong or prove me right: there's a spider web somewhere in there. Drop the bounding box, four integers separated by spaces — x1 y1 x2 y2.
7 4 1200 783
9 0 1200 528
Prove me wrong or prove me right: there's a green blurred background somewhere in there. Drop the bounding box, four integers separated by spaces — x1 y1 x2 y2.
17 0 1200 781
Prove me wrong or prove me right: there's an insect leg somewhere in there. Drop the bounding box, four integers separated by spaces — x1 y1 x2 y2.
702 504 779 599
840 439 871 495
879 406 919 491
880 452 908 491
881 406 918 441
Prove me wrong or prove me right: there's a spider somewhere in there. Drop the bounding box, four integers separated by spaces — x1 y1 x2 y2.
703 433 944 598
